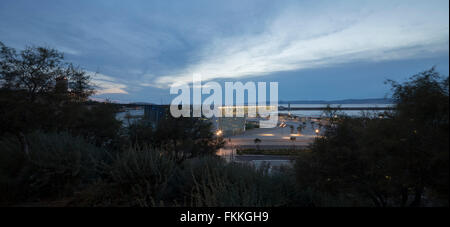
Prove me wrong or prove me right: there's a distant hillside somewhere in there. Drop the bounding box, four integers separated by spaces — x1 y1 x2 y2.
128 102 155 105
279 98 394 104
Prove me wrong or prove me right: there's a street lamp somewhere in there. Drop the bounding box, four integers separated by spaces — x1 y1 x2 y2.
216 129 223 145
315 129 320 136
216 129 223 136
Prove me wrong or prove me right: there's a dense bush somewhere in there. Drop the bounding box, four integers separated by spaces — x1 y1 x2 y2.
126 120 155 147
296 68 449 207
0 131 108 205
72 146 313 207
184 157 324 207
154 117 225 162
0 131 369 207
62 102 123 148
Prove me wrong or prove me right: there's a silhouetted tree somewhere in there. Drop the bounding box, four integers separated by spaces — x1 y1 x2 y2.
0 42 64 101
296 68 449 207
0 42 120 150
154 116 224 163
254 138 261 151
387 67 449 206
66 64 95 102
290 136 296 149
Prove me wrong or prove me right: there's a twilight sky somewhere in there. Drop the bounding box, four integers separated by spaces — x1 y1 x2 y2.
0 0 448 103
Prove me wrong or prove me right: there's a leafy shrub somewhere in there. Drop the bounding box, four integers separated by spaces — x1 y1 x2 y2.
0 131 107 205
0 132 338 207
74 146 179 206
73 147 313 207
179 156 306 207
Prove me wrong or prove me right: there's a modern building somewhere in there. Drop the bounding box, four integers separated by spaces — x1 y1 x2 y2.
116 106 144 127
143 105 169 127
216 116 246 136
212 106 249 136
142 104 249 136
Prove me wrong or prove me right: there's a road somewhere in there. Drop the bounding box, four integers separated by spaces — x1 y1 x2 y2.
224 118 319 149
217 118 320 167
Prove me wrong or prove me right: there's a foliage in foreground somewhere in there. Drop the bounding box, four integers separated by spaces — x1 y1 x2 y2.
0 42 447 207
0 42 123 150
0 131 320 207
0 131 108 205
295 68 449 207
127 116 225 163
73 146 314 207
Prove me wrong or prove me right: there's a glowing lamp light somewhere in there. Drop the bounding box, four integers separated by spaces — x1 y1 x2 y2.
260 133 274 136
315 129 320 134
216 130 223 136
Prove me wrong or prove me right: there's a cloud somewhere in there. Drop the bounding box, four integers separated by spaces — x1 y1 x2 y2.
154 0 449 87
89 72 129 95
1 0 447 101
57 46 81 56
